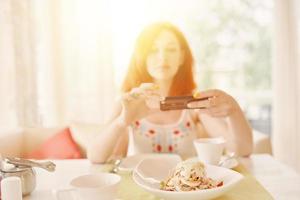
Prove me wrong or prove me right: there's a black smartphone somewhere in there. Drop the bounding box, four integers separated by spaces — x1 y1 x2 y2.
160 95 209 111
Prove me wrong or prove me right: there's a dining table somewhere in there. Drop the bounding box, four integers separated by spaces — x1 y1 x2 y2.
24 154 300 200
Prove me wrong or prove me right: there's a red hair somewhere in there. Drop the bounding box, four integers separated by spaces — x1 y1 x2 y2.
122 22 197 96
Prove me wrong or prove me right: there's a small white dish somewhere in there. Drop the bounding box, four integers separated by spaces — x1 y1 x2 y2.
185 156 239 169
133 158 243 200
54 173 121 200
118 153 181 172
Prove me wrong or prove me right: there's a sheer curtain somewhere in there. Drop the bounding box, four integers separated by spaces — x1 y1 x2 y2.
273 0 300 173
0 0 37 130
0 0 115 131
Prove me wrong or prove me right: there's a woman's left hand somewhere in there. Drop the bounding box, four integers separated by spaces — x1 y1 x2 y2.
187 89 239 118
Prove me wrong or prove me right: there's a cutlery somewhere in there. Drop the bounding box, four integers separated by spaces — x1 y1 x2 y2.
218 152 237 167
4 156 56 172
134 170 161 187
106 158 122 173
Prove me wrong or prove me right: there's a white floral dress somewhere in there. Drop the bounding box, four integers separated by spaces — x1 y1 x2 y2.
128 110 199 159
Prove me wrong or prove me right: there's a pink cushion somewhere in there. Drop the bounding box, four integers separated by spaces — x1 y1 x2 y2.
26 127 83 159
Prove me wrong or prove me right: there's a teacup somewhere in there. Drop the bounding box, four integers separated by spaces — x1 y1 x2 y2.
193 137 226 165
55 173 121 200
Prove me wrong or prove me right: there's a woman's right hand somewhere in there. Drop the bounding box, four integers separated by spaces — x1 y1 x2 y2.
118 83 162 126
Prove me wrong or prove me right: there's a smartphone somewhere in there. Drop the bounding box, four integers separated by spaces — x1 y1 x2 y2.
160 95 209 111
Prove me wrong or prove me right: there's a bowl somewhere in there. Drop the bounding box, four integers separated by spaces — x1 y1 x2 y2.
133 157 243 200
55 173 121 200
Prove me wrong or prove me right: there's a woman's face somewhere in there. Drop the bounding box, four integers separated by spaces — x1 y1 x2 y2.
146 30 184 81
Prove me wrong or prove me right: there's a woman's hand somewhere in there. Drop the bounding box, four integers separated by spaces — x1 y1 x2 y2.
118 83 161 126
187 89 239 118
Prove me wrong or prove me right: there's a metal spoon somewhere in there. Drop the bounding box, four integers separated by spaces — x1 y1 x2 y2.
4 157 56 172
218 152 237 167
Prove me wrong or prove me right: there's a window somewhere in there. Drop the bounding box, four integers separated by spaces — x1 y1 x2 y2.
0 0 273 133
112 0 273 135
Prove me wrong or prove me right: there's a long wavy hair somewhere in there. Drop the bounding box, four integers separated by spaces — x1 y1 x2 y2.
121 22 197 96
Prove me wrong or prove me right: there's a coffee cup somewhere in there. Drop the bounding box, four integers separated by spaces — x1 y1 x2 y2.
193 137 226 165
55 173 121 200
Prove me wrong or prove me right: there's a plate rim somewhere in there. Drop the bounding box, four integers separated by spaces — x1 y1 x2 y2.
185 156 239 169
118 153 182 172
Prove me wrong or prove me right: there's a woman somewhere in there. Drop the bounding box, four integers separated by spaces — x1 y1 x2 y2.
88 22 253 163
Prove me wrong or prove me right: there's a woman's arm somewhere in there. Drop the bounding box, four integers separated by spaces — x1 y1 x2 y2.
189 90 253 156
199 107 253 156
87 102 129 163
87 83 161 163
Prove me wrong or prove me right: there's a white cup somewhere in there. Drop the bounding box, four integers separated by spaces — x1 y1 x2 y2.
193 137 226 165
55 173 121 200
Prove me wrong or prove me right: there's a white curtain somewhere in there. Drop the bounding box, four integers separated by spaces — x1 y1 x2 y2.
0 0 115 130
0 0 37 129
273 0 300 173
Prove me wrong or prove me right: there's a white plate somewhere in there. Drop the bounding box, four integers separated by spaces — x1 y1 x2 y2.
118 153 181 172
133 157 243 200
134 155 182 185
185 156 239 169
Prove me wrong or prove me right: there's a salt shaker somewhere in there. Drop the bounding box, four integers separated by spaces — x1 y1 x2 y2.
1 176 22 200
